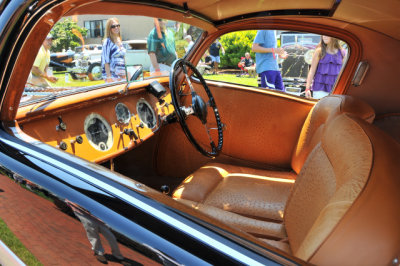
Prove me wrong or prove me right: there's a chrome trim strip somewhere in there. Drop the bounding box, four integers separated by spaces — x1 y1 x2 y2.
0 239 25 266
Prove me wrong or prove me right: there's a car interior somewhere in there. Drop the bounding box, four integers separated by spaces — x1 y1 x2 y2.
1 0 400 264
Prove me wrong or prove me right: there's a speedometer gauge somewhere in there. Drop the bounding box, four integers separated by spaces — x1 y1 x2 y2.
115 103 131 124
137 99 156 129
84 113 113 151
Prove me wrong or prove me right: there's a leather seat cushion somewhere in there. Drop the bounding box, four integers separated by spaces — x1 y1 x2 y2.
173 163 296 221
177 199 287 239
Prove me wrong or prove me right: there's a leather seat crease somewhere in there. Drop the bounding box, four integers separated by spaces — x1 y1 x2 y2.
172 95 375 239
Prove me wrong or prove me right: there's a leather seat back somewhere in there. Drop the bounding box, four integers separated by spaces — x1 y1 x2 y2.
291 95 375 174
285 114 400 264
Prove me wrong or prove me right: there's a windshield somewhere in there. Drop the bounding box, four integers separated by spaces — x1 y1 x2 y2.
20 15 203 106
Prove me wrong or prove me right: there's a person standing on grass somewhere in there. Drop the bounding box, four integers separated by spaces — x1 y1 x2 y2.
305 35 345 99
28 34 58 88
147 18 177 74
101 17 126 82
252 30 287 91
209 38 225 74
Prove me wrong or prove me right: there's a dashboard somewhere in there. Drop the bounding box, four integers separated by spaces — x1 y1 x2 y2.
16 80 174 163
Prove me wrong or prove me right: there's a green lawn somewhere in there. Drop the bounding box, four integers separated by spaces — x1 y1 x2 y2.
0 218 42 265
203 73 258 87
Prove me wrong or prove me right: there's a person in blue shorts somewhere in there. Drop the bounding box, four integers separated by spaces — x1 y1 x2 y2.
208 38 225 74
252 30 287 91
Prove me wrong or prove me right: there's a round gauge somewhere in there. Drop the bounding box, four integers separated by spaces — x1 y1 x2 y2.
136 99 156 129
115 103 131 124
84 113 113 151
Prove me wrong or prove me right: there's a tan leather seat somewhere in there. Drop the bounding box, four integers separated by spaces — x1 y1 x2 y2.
270 114 400 263
173 95 376 229
175 114 400 264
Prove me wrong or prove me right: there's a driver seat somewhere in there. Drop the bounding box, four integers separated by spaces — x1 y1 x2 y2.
172 95 375 241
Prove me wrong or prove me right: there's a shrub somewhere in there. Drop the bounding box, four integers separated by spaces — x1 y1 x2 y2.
220 30 257 68
176 39 187 58
50 18 87 52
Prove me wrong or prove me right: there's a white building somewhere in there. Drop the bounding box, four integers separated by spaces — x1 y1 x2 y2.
68 15 155 45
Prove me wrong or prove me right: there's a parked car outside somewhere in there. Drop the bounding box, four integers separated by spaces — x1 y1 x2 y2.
69 44 102 81
49 49 75 72
278 31 321 96
123 40 152 72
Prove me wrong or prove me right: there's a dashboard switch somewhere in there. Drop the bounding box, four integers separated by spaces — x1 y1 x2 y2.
56 116 67 131
124 128 138 140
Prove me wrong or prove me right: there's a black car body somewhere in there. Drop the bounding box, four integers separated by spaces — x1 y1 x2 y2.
50 50 75 71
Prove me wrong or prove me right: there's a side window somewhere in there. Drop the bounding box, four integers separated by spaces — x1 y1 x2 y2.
199 30 349 99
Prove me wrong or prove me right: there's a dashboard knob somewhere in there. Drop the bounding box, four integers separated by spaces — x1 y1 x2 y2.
76 135 83 144
59 141 67 150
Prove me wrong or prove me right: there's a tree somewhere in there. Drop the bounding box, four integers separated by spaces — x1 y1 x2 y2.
50 18 88 52
220 30 257 68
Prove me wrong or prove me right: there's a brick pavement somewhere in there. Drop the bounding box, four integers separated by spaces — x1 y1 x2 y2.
0 174 159 266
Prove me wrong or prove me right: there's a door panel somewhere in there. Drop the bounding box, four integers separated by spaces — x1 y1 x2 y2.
204 81 313 167
155 80 314 177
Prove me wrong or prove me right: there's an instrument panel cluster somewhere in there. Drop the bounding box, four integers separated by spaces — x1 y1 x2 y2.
84 98 159 152
19 87 174 163
78 94 172 162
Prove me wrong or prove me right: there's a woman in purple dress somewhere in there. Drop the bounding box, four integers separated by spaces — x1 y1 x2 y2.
305 36 345 99
101 18 126 82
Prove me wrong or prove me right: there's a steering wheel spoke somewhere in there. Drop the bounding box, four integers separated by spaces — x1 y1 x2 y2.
169 59 223 158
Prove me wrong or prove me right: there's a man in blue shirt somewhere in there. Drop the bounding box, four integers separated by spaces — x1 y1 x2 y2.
252 30 287 90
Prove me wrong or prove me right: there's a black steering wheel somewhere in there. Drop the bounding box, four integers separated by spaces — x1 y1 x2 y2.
169 59 223 158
